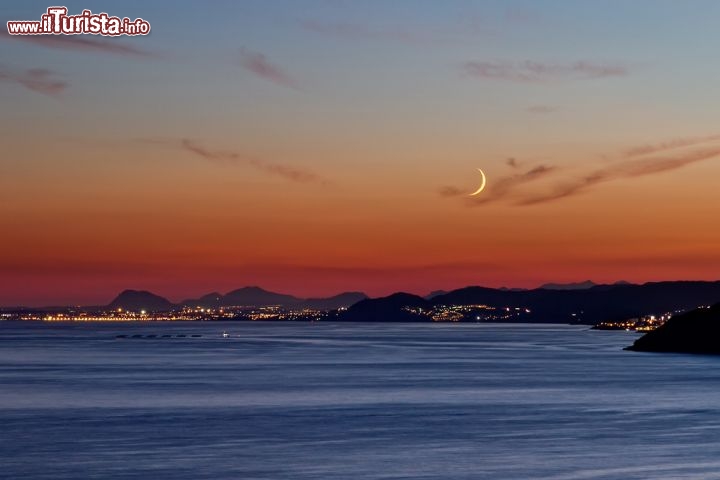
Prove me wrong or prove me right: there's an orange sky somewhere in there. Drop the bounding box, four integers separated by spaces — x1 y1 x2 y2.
2 1 720 305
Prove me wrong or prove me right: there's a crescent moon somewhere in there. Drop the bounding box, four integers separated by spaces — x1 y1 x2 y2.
469 168 487 196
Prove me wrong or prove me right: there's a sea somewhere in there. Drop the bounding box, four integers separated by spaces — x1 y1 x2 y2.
2 321 720 480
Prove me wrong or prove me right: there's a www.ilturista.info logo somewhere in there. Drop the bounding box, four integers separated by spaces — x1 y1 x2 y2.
7 7 150 36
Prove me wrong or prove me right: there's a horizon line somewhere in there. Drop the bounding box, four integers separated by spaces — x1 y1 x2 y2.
3 278 720 309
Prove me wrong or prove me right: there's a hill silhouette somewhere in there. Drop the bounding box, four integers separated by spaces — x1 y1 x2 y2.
302 292 368 310
221 286 301 307
108 290 174 312
180 292 223 308
340 292 431 322
627 303 720 354
425 290 448 299
106 287 367 311
102 281 720 322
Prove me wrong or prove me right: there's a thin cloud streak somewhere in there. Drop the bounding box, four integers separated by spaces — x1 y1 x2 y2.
624 134 720 157
518 147 720 205
462 60 628 82
179 139 327 184
441 136 720 207
238 47 299 89
468 165 557 205
439 164 557 204
0 30 155 57
0 67 66 96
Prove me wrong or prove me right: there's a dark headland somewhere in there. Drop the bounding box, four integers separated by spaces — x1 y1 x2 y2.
627 303 720 354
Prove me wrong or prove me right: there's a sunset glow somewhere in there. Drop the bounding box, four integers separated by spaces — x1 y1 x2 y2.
2 0 720 306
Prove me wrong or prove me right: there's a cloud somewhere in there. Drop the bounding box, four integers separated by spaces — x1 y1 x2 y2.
518 146 720 205
0 67 66 96
0 30 155 57
468 165 557 205
516 176 599 206
624 134 720 157
439 164 557 204
441 134 720 207
620 146 720 177
238 47 299 89
172 138 327 184
526 105 557 114
461 60 628 82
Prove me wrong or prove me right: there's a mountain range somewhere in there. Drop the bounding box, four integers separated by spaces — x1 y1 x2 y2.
339 281 720 324
45 280 720 326
108 287 368 311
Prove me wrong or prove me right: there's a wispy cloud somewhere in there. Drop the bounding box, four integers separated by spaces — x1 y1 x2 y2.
182 139 324 183
0 67 66 96
518 146 720 205
623 134 720 157
238 47 299 89
142 138 328 184
439 164 557 204
469 165 557 205
441 135 720 207
0 30 155 57
461 60 628 82
526 105 558 114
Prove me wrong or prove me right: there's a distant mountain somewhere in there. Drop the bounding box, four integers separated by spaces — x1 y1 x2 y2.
101 281 720 322
221 286 301 307
180 287 368 309
540 280 597 290
348 281 720 325
302 292 368 310
181 292 223 308
627 303 720 354
425 290 448 300
108 290 174 312
340 292 431 322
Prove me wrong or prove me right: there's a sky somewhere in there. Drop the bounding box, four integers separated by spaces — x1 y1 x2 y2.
2 0 720 306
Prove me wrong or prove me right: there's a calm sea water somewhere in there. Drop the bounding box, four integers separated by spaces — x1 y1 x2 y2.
2 321 720 479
